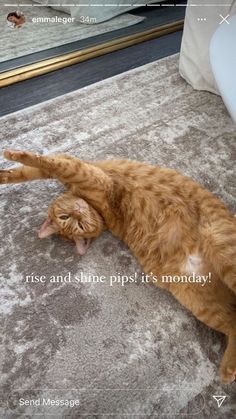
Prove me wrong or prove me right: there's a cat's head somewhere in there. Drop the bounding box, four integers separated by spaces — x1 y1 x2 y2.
38 192 105 255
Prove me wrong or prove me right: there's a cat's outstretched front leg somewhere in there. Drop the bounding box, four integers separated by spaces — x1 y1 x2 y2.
0 152 80 185
4 150 114 213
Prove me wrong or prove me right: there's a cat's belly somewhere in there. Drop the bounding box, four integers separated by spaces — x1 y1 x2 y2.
183 254 203 276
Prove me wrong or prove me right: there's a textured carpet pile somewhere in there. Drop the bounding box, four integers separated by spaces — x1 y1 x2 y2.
0 54 236 417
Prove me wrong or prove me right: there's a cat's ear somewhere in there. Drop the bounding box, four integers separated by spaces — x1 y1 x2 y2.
38 218 59 238
74 199 89 215
75 237 91 255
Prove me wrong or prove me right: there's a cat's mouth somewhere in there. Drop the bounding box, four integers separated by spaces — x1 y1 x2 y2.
75 237 91 255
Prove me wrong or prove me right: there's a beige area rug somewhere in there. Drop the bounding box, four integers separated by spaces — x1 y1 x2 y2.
0 0 144 62
0 55 236 418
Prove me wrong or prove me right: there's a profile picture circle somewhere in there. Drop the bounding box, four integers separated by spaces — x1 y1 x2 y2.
7 11 26 29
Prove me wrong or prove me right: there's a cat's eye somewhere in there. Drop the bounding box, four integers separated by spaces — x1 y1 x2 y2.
59 215 70 220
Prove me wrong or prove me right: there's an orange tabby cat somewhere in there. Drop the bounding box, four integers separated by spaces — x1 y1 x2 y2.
39 191 106 255
1 149 236 384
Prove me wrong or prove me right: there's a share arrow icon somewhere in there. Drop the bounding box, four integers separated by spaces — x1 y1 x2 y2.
212 395 227 407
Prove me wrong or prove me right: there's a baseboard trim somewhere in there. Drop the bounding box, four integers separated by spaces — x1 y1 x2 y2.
0 20 183 87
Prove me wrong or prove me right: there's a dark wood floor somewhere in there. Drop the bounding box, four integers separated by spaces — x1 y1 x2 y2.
0 30 183 117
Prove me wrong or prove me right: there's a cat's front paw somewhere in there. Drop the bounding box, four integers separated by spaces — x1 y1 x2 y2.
4 150 42 167
4 150 28 161
0 169 12 183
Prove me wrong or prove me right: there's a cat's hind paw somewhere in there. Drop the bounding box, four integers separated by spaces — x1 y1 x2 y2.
220 363 236 384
